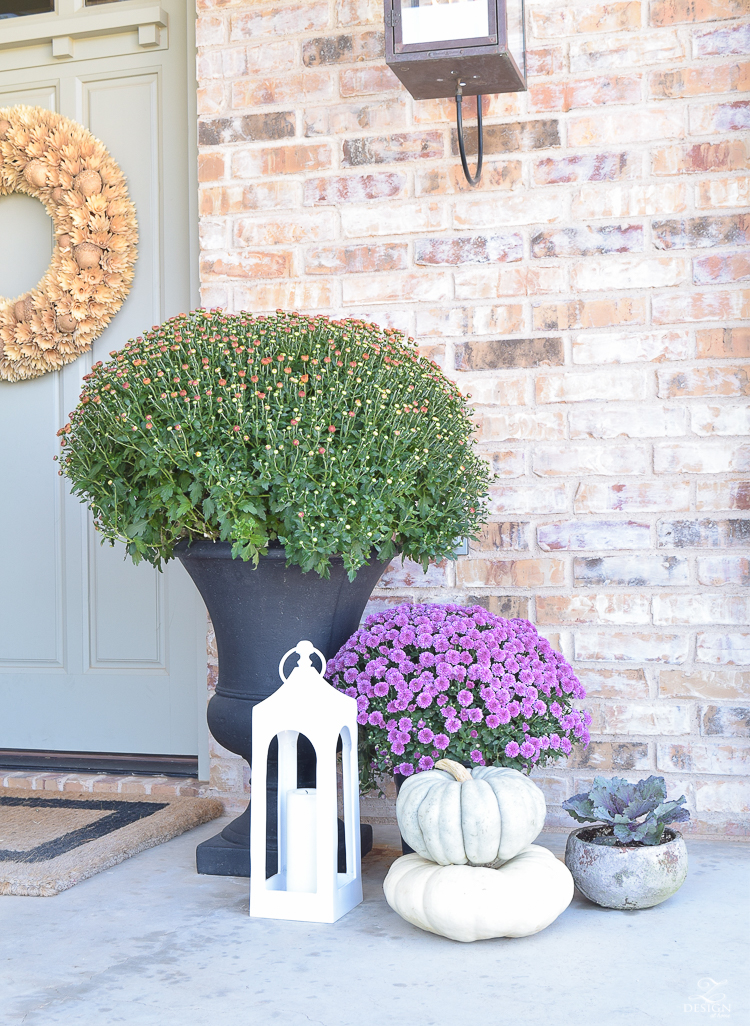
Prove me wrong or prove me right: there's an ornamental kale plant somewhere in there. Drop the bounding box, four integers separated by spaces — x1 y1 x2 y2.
327 602 591 789
563 775 690 846
57 309 490 578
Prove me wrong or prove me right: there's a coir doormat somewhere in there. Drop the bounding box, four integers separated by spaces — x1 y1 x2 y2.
0 789 223 896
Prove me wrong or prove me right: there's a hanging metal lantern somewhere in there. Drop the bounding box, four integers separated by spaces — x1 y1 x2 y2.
384 0 527 185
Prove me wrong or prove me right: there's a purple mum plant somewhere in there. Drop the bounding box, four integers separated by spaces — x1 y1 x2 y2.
327 602 591 789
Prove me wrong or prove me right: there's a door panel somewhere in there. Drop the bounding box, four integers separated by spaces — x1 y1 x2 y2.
0 1 205 764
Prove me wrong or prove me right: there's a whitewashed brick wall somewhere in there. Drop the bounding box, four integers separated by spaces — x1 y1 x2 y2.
196 0 750 836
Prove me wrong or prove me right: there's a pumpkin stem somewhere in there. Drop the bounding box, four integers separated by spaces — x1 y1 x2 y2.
435 759 472 782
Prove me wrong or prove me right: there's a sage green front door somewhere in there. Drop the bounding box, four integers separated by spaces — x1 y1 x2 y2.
0 0 207 770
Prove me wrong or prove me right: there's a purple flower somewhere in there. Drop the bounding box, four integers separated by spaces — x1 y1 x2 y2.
391 741 405 755
373 681 388 697
433 733 449 750
505 741 520 758
468 707 483 723
418 755 434 771
457 689 473 707
368 711 384 727
445 718 461 733
398 717 412 732
357 712 368 725
416 692 433 709
397 762 414 776
520 741 535 759
469 750 484 764
418 727 434 744
486 714 500 729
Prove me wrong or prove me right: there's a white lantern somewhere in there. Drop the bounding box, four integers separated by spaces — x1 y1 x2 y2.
249 640 363 924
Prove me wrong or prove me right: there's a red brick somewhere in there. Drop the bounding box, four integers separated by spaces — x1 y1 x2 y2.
570 742 652 771
341 201 447 237
601 702 692 733
415 161 522 196
570 405 686 438
533 151 640 185
654 593 750 626
655 441 750 473
537 520 651 551
232 71 334 109
658 518 750 546
696 481 750 510
303 172 406 206
234 280 334 311
198 153 225 183
690 100 750 135
697 327 750 358
483 451 527 478
575 633 690 663
531 3 641 38
415 234 522 265
469 522 530 552
697 556 750 586
533 298 646 332
230 4 329 43
526 46 567 78
694 253 750 284
455 338 562 371
570 29 685 72
341 272 450 305
457 558 565 588
413 95 519 125
533 443 649 476
200 180 301 216
488 482 568 515
199 113 295 146
448 373 527 406
342 131 443 167
697 632 750 664
417 305 523 337
339 64 400 96
481 409 566 441
652 289 750 324
695 779 750 813
696 176 750 208
302 32 384 67
658 364 750 398
651 0 748 25
660 668 750 699
531 224 642 257
653 139 750 175
232 143 332 177
574 555 689 586
196 14 225 46
693 400 750 432
537 594 650 625
571 256 689 291
572 329 691 364
568 110 684 146
692 22 750 56
465 595 530 618
454 265 566 299
537 367 647 404
656 441 750 471
529 75 641 113
379 557 446 589
454 190 563 228
653 214 750 250
198 83 225 116
649 61 750 98
659 742 750 776
234 211 336 246
305 97 408 137
576 667 649 698
201 251 292 279
574 480 692 512
573 182 688 218
305 243 407 275
335 0 381 28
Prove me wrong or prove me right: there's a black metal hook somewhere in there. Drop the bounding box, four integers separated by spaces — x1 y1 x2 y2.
455 89 483 187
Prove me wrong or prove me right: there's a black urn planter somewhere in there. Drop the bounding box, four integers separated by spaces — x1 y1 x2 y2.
176 539 389 877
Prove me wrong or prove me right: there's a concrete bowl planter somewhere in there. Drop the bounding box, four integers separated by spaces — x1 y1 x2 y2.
565 826 688 910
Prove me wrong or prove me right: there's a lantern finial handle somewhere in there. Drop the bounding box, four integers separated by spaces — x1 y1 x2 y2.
455 88 483 187
278 640 327 682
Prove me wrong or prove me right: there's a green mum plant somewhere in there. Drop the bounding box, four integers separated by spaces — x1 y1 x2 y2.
58 309 490 578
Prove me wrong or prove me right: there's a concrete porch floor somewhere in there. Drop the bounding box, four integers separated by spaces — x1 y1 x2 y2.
1 818 748 1026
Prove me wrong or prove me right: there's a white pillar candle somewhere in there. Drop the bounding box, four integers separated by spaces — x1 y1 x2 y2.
286 788 317 893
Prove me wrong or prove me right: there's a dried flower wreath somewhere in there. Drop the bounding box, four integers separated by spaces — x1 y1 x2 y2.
0 105 138 382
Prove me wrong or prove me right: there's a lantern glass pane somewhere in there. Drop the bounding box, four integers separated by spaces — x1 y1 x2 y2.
506 0 525 76
401 0 489 46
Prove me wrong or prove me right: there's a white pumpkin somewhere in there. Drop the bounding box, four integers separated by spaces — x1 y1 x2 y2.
383 845 574 942
397 759 546 866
